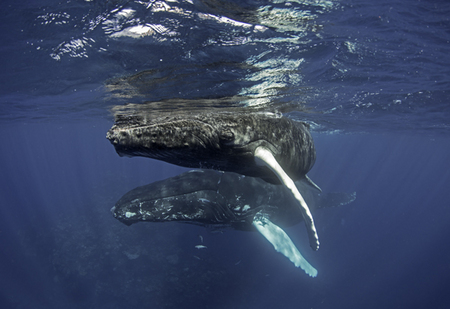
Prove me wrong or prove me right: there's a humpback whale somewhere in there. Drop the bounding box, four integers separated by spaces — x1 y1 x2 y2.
107 110 320 250
111 170 356 277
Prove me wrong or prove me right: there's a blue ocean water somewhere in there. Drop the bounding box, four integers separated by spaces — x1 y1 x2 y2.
1 0 449 308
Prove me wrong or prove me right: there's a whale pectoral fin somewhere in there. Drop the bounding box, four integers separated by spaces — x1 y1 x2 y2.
305 175 322 193
253 211 318 277
254 146 320 251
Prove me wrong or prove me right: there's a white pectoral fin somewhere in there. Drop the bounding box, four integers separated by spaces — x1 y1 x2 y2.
253 212 318 277
305 175 322 192
254 146 320 251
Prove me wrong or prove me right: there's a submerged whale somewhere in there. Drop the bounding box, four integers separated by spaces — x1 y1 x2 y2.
111 170 356 277
107 110 321 251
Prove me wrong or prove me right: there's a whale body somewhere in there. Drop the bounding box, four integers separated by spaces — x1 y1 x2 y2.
112 170 355 230
107 110 320 250
111 170 356 277
106 111 315 184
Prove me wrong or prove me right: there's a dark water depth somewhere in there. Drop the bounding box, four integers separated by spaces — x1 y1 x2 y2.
1 1 450 308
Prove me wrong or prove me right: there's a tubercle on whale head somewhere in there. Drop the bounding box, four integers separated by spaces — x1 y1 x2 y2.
106 112 270 155
106 116 225 159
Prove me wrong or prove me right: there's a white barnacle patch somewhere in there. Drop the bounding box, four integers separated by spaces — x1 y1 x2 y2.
233 204 250 213
125 211 136 218
231 131 252 146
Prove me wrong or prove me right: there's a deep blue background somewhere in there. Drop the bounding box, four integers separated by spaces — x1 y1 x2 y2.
1 0 450 308
1 119 449 308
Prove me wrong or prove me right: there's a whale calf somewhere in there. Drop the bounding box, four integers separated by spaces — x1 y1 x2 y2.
111 170 356 276
107 110 320 250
